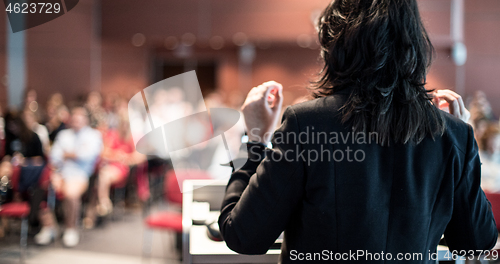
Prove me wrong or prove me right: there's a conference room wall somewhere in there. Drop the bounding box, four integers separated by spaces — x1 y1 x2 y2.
0 0 497 116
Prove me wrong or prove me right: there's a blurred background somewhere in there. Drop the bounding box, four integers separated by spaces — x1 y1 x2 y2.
0 0 500 264
0 0 498 112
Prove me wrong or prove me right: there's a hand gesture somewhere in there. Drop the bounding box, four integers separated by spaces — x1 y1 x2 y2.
241 81 284 144
432 89 471 123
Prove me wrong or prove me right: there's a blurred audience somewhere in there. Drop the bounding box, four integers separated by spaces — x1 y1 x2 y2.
85 91 107 129
23 89 44 121
45 93 70 144
23 109 50 155
479 123 500 193
94 113 145 221
102 92 121 130
464 90 500 193
0 111 46 235
469 91 496 142
469 91 494 121
2 87 244 245
3 111 45 164
35 106 102 247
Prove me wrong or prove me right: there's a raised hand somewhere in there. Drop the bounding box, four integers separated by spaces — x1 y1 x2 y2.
432 89 471 123
241 81 284 144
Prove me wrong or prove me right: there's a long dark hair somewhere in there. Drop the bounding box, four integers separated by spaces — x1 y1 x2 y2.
311 0 445 145
4 111 34 144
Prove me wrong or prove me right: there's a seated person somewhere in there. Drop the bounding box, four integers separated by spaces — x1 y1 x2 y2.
2 111 45 173
479 123 500 193
0 111 45 236
45 94 69 145
90 114 144 223
22 109 50 156
35 106 102 247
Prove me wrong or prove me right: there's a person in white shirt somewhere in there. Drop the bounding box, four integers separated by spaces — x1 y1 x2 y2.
35 106 103 247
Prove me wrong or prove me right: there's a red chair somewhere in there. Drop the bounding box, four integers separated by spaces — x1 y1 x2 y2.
109 161 148 220
0 166 30 264
164 169 211 206
0 203 29 264
136 162 151 203
143 169 210 259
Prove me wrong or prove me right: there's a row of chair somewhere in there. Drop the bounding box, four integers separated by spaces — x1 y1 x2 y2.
0 160 148 263
0 159 212 263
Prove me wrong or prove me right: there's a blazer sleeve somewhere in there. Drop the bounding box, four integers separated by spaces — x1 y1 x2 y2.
218 107 305 254
444 125 498 253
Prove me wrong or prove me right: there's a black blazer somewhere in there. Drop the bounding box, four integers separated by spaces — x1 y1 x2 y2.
219 94 497 263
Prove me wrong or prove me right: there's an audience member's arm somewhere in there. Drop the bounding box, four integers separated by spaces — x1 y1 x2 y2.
50 133 65 169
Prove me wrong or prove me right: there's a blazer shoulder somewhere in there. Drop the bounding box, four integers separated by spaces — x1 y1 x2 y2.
288 96 345 120
441 111 473 154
